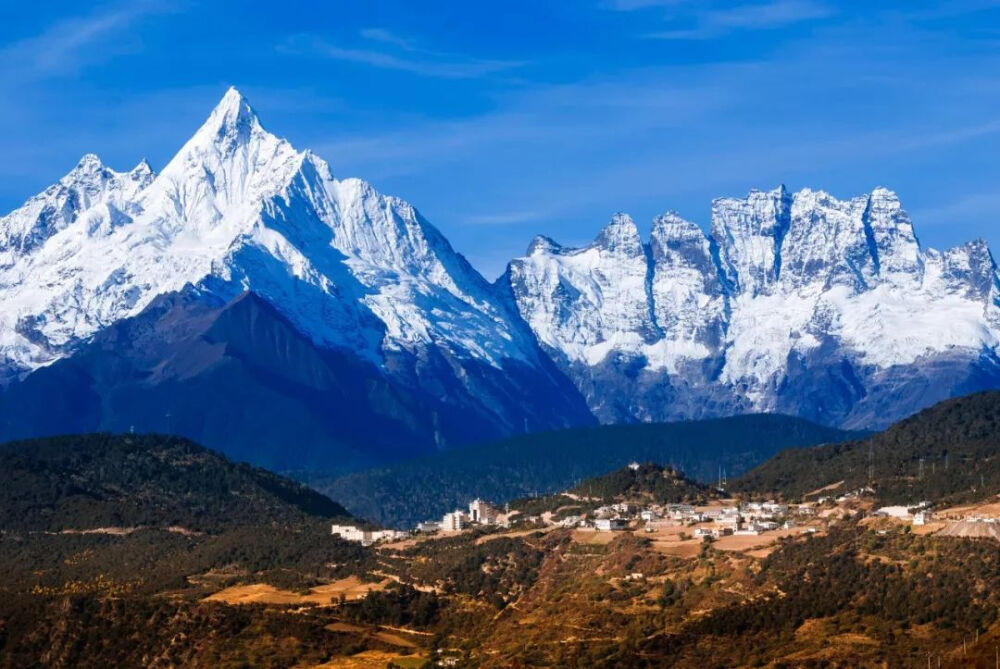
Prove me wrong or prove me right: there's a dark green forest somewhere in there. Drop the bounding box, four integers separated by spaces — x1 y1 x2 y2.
316 414 856 527
0 432 351 532
735 390 1000 505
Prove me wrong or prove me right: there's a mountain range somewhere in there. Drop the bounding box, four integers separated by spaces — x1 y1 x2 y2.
505 188 1000 430
1 87 998 470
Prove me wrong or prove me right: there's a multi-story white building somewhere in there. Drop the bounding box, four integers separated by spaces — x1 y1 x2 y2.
441 510 469 531
469 498 501 525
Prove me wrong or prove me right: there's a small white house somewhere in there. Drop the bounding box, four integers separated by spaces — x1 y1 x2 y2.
330 524 405 546
595 518 627 531
874 505 912 520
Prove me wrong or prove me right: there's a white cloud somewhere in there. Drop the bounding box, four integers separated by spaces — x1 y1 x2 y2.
466 211 546 225
0 2 173 80
636 0 833 39
280 30 524 80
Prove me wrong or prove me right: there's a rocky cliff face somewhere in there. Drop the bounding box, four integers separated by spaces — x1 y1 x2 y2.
503 186 1000 429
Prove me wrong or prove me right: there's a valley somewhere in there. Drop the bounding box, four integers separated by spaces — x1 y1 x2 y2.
4 392 1000 666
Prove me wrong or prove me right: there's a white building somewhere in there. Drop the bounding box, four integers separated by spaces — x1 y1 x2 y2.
874 505 912 520
595 518 627 531
331 524 406 546
331 524 366 543
469 498 501 525
441 510 469 531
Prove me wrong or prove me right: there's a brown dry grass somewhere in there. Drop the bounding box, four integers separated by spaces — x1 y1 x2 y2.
802 480 845 498
651 539 702 558
712 528 804 553
303 650 427 668
936 495 1000 519
204 576 389 606
570 529 618 545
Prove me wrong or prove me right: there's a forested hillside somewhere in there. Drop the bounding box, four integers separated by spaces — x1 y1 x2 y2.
734 390 1000 505
317 414 857 527
0 433 351 532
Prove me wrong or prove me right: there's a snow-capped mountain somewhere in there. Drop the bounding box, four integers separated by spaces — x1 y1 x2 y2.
0 154 153 266
2 87 998 467
0 88 592 469
504 186 1000 429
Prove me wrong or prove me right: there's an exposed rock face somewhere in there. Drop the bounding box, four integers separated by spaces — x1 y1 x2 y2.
504 186 1000 429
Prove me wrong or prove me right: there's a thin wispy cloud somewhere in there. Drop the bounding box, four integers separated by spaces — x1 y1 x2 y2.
604 0 692 10
466 211 546 225
357 28 418 51
281 30 523 79
0 2 171 80
639 0 833 39
911 191 1000 229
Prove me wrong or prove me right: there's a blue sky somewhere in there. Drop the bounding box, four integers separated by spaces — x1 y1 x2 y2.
2 1 1000 278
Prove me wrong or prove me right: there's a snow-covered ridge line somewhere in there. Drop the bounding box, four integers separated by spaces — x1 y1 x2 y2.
2 86 998 432
505 185 1000 428
0 87 541 379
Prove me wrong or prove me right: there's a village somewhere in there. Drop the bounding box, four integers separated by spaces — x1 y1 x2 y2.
331 486 823 552
330 473 1000 553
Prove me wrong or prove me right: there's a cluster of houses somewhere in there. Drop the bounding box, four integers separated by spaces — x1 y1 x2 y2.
332 499 509 546
552 500 810 538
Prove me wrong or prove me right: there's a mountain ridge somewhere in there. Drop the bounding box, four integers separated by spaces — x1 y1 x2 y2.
0 88 593 467
503 184 1000 429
